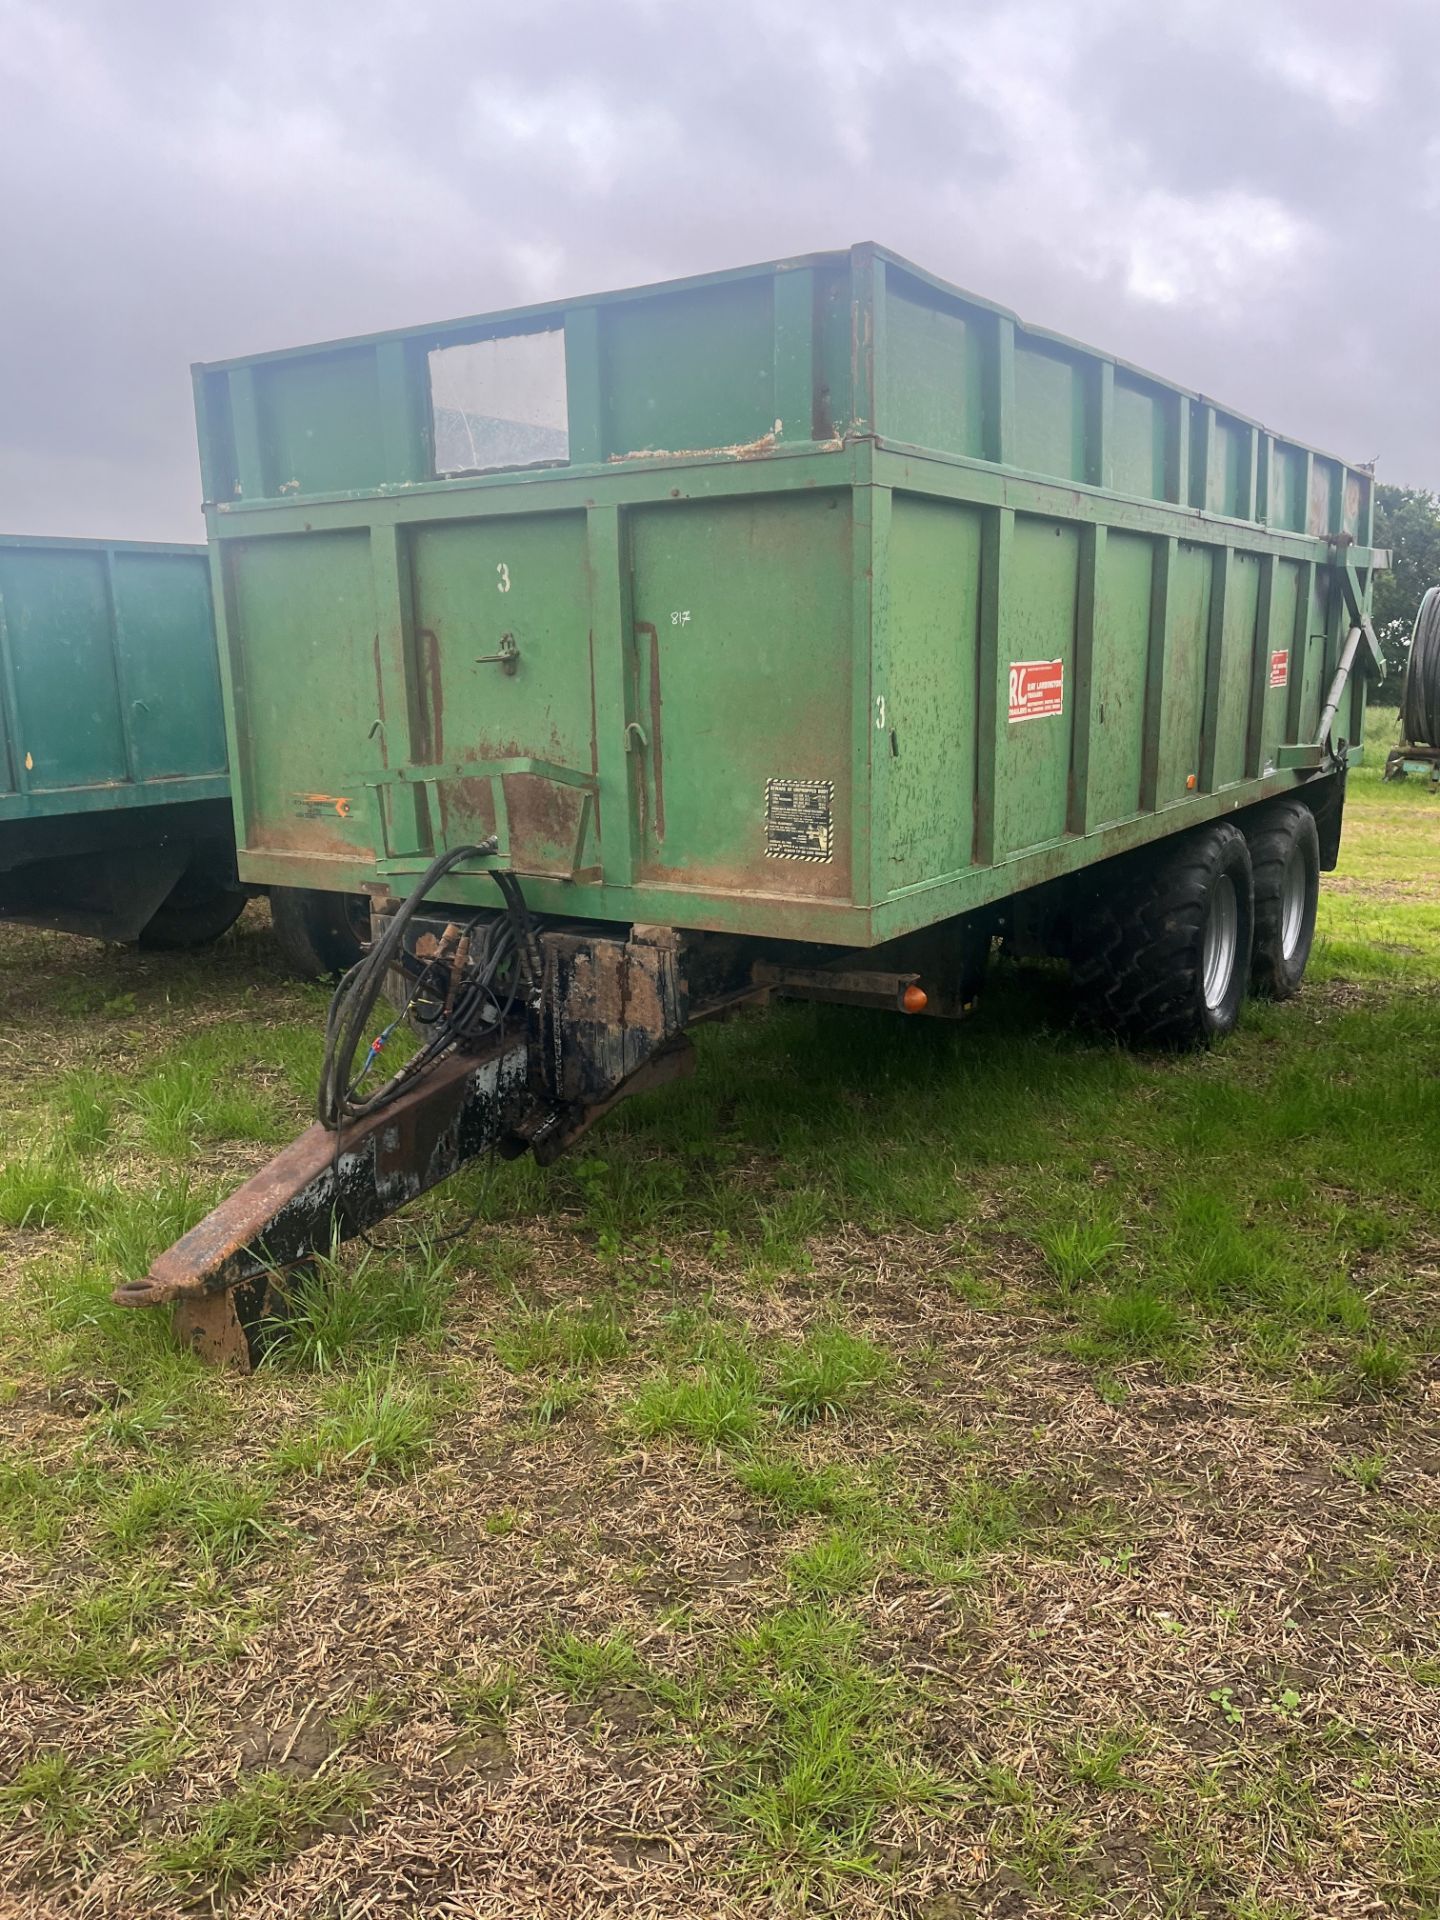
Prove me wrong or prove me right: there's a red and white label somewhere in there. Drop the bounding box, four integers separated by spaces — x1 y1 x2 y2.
1269 648 1289 689
1008 658 1064 723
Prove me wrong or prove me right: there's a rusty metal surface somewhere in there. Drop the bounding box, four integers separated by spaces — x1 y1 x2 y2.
533 924 686 1106
114 1037 533 1309
171 1276 279 1369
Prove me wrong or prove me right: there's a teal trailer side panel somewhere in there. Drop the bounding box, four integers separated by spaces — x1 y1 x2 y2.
0 537 229 823
0 545 129 790
113 549 228 781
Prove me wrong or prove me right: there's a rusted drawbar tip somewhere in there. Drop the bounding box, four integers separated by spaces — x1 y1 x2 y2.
112 1036 533 1368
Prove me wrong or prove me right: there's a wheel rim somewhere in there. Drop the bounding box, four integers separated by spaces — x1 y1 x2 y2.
1279 842 1306 960
1202 873 1239 1013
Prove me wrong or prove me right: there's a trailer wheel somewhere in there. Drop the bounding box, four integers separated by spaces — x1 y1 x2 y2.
269 886 369 979
1073 822 1254 1049
137 867 248 950
1245 800 1319 1000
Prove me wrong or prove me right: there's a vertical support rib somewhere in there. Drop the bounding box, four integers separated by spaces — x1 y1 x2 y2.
989 317 1016 466
974 506 1013 865
1199 546 1231 792
1140 535 1175 811
1287 557 1313 743
1193 404 1216 512
369 524 427 858
1256 434 1274 527
1169 393 1190 507
849 467 877 912
586 504 636 888
866 483 893 904
1246 553 1276 778
1069 523 1105 833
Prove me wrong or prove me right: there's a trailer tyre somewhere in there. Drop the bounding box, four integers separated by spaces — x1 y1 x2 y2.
269 887 369 980
1246 800 1319 1001
1073 822 1254 1049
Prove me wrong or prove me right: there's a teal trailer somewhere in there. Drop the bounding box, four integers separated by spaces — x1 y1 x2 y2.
0 535 244 944
0 533 366 964
119 245 1388 1361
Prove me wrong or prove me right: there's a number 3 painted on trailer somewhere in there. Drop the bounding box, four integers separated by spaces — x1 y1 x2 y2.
875 695 886 729
496 562 511 593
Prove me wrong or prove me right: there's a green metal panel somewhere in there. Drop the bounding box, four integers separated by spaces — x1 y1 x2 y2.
602 280 776 458
881 496 982 888
223 532 377 866
0 536 229 823
1111 378 1166 503
995 517 1080 855
627 493 855 902
1013 345 1086 483
406 513 593 874
885 288 985 461
193 243 1380 949
1085 530 1153 828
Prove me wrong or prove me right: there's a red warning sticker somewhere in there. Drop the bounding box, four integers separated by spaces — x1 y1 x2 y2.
1008 659 1065 723
1269 649 1289 689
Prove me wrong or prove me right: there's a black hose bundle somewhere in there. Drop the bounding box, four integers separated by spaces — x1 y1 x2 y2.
1401 586 1440 749
317 844 536 1131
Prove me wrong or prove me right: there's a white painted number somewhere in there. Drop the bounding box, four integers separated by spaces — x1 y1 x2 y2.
496 562 511 593
670 609 691 626
874 695 886 729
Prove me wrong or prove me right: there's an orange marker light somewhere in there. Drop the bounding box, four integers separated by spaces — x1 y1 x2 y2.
1186 773 1198 790
901 984 928 1014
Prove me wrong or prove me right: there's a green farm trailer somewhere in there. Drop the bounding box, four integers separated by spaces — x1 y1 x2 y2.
117 244 1387 1361
0 534 366 967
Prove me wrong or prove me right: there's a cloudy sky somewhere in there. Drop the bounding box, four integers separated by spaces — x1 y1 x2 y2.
1 0 1436 541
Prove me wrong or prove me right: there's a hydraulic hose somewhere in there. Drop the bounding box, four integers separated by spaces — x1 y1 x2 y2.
317 842 527 1131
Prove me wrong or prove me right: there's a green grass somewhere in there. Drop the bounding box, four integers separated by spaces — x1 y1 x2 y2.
146 1768 372 1896
626 1323 893 1450
99 1462 276 1567
541 1628 646 1700
702 1606 949 1886
444 1662 524 1726
773 1325 894 1427
0 1751 94 1838
272 1365 439 1479
784 1527 876 1598
0 741 1435 1911
492 1298 629 1373
734 1457 877 1522
261 1243 453 1372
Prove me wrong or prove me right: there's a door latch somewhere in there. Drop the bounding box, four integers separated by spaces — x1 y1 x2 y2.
475 632 519 674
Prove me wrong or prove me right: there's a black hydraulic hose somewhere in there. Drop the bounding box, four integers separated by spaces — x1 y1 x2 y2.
1401 587 1440 750
317 842 513 1131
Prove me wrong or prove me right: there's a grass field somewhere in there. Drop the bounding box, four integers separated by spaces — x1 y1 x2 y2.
1 707 1437 1918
